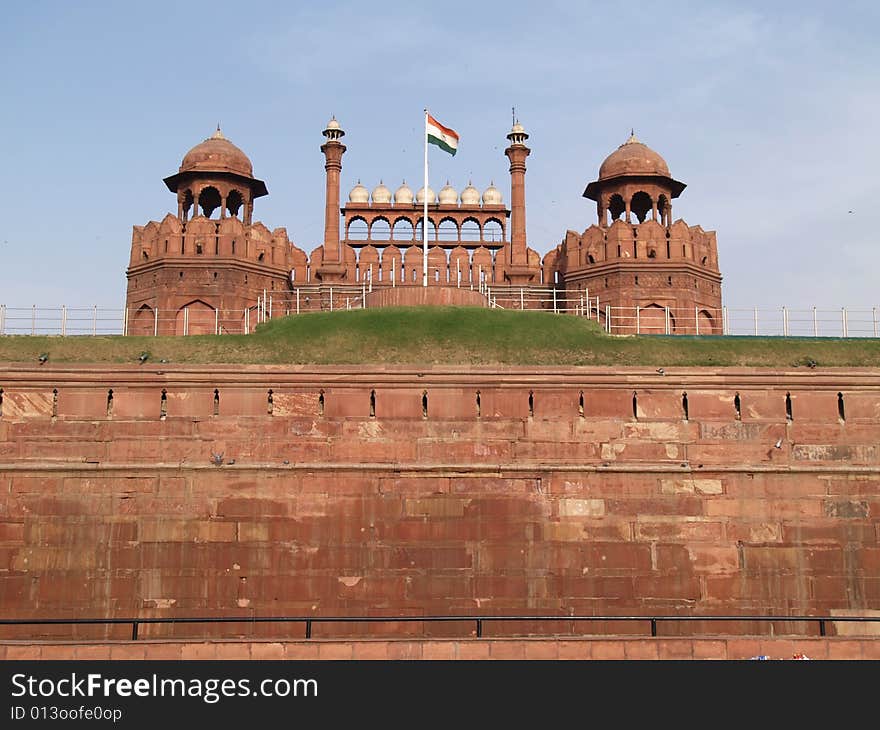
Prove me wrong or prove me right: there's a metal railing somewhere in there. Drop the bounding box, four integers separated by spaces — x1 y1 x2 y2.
1 614 878 641
1 296 878 338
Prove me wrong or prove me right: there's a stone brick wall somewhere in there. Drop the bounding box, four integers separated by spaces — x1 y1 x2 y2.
1 365 878 641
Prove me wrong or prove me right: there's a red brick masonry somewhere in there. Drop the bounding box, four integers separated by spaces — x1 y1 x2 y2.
1 364 879 644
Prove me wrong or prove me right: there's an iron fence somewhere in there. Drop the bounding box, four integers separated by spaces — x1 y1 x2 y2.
1 291 877 338
1 614 878 641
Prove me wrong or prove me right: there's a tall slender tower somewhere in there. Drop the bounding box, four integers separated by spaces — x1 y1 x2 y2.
317 117 347 282
504 121 534 284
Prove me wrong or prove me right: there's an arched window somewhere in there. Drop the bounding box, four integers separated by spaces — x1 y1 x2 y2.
370 218 391 241
347 217 368 241
630 191 652 223
198 187 222 218
226 189 244 217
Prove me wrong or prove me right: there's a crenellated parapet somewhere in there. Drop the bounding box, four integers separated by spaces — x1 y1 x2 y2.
547 132 724 333
125 128 308 335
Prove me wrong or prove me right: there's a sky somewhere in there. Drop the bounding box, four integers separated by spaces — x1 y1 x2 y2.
0 0 878 310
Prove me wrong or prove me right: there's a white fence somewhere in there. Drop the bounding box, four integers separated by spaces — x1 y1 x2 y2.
0 292 878 338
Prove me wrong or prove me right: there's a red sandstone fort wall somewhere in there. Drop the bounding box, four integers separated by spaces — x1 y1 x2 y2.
1 365 879 641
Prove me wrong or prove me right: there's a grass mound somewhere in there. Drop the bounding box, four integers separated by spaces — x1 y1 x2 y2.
0 306 878 367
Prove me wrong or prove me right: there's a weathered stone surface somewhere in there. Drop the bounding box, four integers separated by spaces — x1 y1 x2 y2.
1 365 879 640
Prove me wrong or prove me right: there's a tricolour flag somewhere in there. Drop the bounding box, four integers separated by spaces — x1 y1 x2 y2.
426 114 459 156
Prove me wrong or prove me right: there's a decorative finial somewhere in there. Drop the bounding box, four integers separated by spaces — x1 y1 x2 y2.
211 124 225 140
512 106 516 126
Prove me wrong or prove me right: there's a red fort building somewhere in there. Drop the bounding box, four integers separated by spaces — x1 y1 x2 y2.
125 120 722 334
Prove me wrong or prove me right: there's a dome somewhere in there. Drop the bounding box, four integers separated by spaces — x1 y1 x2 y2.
482 181 503 206
349 180 369 203
371 180 391 204
180 127 253 178
460 181 480 206
322 116 345 141
598 132 670 180
394 180 414 205
438 181 457 205
416 186 436 204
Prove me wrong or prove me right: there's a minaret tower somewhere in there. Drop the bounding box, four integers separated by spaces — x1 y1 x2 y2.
504 120 534 284
317 116 347 282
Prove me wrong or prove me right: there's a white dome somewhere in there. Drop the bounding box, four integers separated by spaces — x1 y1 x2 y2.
394 180 414 205
482 181 503 205
460 180 480 206
371 180 391 204
438 181 457 205
325 117 341 130
348 180 369 204
416 186 436 204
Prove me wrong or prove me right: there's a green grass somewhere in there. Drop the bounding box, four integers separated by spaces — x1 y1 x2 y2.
0 306 879 367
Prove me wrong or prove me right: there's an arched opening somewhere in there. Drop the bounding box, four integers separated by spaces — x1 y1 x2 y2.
475 390 481 418
734 392 742 420
318 389 325 416
682 392 689 421
528 390 534 417
438 218 458 242
422 390 428 419
630 191 653 223
198 187 222 218
130 304 154 336
578 391 584 418
697 310 714 334
838 392 846 422
483 219 504 243
392 218 414 241
370 389 376 418
267 389 274 415
608 194 625 222
226 189 244 217
461 218 481 242
370 217 391 241
347 217 369 241
785 392 793 421
415 219 437 242
175 299 215 336
638 304 668 335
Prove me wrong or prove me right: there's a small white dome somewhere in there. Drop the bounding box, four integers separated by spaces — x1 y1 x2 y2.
371 180 391 204
394 180 414 205
438 180 457 205
482 181 502 205
460 180 480 206
349 180 369 203
416 186 436 204
326 117 341 130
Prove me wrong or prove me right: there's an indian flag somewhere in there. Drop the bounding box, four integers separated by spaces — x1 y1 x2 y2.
426 114 459 156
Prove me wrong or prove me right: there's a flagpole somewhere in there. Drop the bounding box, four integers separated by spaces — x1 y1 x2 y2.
423 108 429 288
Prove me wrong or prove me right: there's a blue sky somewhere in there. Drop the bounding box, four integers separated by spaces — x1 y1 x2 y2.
1 0 878 309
